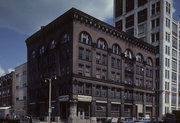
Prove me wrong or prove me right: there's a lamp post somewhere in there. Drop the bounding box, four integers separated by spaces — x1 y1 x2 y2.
44 75 56 123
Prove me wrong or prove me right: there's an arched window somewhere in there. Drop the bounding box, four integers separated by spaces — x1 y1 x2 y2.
61 32 70 43
124 49 133 59
146 57 153 66
79 31 91 45
32 50 36 58
136 53 144 63
39 46 45 55
50 40 56 49
112 44 121 55
97 38 107 50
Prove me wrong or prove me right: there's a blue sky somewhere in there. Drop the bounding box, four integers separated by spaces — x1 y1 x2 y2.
0 0 180 76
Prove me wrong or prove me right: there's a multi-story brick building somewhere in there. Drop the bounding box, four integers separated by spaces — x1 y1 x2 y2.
0 72 14 111
26 8 157 122
114 0 180 119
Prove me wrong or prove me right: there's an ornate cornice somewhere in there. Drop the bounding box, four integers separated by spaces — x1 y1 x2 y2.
26 8 158 54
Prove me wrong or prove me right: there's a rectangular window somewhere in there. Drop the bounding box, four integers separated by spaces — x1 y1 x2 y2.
166 18 170 28
115 0 123 17
115 20 123 30
172 23 178 36
126 15 134 28
85 65 91 77
165 92 169 104
102 70 107 80
79 47 84 59
111 104 119 112
165 32 170 42
166 1 171 15
96 68 101 79
138 9 147 23
138 23 146 35
126 0 134 12
138 0 147 7
172 72 177 82
165 81 169 90
171 83 177 92
86 49 91 61
96 53 101 64
172 37 177 49
172 61 177 71
111 57 115 67
172 49 177 59
171 93 177 106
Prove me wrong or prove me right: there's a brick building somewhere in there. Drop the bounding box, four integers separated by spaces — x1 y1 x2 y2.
26 8 157 123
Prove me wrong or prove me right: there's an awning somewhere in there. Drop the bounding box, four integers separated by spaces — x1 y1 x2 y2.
0 106 11 110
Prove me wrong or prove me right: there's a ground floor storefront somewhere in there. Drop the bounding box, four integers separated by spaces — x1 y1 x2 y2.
28 95 155 123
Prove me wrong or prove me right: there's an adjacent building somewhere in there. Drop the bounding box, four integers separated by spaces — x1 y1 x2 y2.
0 72 14 109
26 8 157 122
114 0 180 118
13 63 27 116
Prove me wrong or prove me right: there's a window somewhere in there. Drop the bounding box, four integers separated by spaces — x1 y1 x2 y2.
165 92 169 104
102 55 107 65
61 33 70 43
172 37 177 49
86 49 91 61
165 81 169 90
79 31 91 45
102 70 107 80
96 68 101 79
96 53 101 64
96 103 106 111
152 2 160 15
101 87 107 97
136 54 144 63
165 58 170 68
115 0 123 17
79 47 84 59
39 46 45 55
95 86 100 96
112 44 121 55
111 57 115 67
126 28 134 35
172 72 177 81
171 93 177 106
124 49 133 59
126 0 134 12
138 0 147 7
138 24 146 35
165 70 170 79
172 23 178 36
172 61 177 71
172 49 177 59
151 32 159 42
50 40 56 49
138 9 147 23
126 15 134 28
85 65 91 77
115 20 123 30
146 58 153 66
78 64 84 75
32 50 36 58
165 46 170 55
151 18 160 29
166 1 171 15
165 32 170 42
97 39 107 50
171 83 177 92
166 18 170 28
78 83 84 94
111 104 119 112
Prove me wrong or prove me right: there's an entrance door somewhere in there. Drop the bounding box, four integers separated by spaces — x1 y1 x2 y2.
78 108 85 120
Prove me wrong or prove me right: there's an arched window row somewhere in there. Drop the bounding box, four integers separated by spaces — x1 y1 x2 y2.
30 32 71 58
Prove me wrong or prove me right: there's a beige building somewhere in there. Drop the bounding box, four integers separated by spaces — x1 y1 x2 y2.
13 63 27 116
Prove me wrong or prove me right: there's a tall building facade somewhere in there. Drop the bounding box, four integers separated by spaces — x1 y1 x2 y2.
26 8 157 123
13 63 27 116
114 0 180 118
0 72 14 110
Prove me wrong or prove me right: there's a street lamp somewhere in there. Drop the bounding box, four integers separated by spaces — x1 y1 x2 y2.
44 75 57 123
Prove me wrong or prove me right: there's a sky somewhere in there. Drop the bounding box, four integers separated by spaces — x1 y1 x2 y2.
0 0 180 76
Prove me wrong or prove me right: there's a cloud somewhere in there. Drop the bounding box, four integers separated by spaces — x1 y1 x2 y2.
0 65 5 77
0 0 113 35
8 68 14 73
